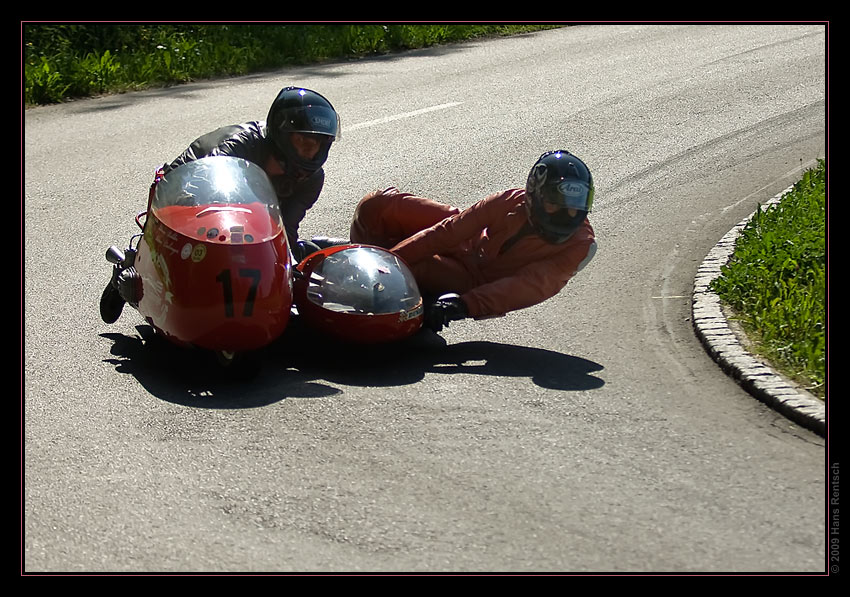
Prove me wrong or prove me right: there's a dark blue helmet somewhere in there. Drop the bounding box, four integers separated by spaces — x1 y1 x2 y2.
266 87 340 177
525 150 594 243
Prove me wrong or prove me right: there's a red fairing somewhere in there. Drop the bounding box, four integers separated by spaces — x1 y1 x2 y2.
135 204 292 351
107 157 423 355
294 245 423 344
131 156 293 352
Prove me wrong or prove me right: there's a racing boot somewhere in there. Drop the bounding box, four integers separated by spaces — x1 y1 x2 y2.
100 281 125 324
99 245 139 324
100 246 127 324
293 237 349 263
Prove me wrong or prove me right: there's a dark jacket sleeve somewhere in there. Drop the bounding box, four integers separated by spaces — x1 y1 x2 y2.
279 169 324 245
162 121 323 244
163 123 269 173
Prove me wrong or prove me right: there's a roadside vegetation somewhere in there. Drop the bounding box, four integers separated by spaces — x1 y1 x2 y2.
23 24 559 106
711 160 827 399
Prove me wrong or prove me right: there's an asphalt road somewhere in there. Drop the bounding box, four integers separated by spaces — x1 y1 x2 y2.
23 24 827 573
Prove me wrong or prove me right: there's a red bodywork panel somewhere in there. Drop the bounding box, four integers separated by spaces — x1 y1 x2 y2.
294 245 423 344
134 203 292 352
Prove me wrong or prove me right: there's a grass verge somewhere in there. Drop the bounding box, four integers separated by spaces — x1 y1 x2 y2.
711 160 826 399
23 24 559 106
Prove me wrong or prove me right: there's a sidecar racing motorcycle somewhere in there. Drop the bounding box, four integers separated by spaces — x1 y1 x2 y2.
99 156 424 366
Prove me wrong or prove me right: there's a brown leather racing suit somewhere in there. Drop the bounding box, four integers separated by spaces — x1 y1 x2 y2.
350 187 597 319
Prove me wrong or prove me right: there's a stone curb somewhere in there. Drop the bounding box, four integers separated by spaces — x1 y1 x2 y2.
692 186 826 437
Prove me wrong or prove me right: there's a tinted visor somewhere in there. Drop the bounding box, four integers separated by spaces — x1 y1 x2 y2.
279 105 340 139
542 179 594 212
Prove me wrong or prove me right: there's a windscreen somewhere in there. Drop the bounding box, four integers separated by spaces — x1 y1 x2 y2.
151 156 284 242
305 247 422 315
154 156 281 214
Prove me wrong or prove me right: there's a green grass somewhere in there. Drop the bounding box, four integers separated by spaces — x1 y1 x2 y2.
23 24 560 105
711 160 827 399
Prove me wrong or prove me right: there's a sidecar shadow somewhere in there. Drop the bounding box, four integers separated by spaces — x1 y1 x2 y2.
274 321 606 392
100 324 343 409
100 320 605 409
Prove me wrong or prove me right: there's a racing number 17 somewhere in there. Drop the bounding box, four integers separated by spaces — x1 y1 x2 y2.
216 268 261 317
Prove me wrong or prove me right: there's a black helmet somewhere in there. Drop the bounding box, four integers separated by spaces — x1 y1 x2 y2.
525 150 595 244
266 87 340 177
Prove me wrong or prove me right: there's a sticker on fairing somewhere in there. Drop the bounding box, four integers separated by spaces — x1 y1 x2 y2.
191 244 207 263
399 303 424 322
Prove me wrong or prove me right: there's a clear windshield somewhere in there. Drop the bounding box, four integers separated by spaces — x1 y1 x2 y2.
305 247 422 315
153 156 281 216
151 156 284 243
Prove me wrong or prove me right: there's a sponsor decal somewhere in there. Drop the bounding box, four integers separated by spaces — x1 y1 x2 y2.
191 244 207 263
311 115 332 128
557 181 589 200
399 303 424 322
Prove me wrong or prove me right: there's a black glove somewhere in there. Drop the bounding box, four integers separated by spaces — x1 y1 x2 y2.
424 293 469 333
293 239 321 263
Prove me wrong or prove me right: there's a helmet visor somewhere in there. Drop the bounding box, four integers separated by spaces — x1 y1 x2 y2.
544 180 594 212
279 105 340 139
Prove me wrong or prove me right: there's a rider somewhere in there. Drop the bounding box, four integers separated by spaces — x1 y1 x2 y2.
349 150 598 332
100 86 340 325
160 86 341 260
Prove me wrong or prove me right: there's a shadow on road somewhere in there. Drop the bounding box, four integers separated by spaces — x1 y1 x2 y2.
101 320 605 409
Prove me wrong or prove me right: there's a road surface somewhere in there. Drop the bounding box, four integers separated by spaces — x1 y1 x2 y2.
23 24 827 573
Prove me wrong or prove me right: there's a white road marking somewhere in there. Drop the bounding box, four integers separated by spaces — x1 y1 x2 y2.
346 102 463 131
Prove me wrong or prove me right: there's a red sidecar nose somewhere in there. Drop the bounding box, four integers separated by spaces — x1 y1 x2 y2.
294 245 423 344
